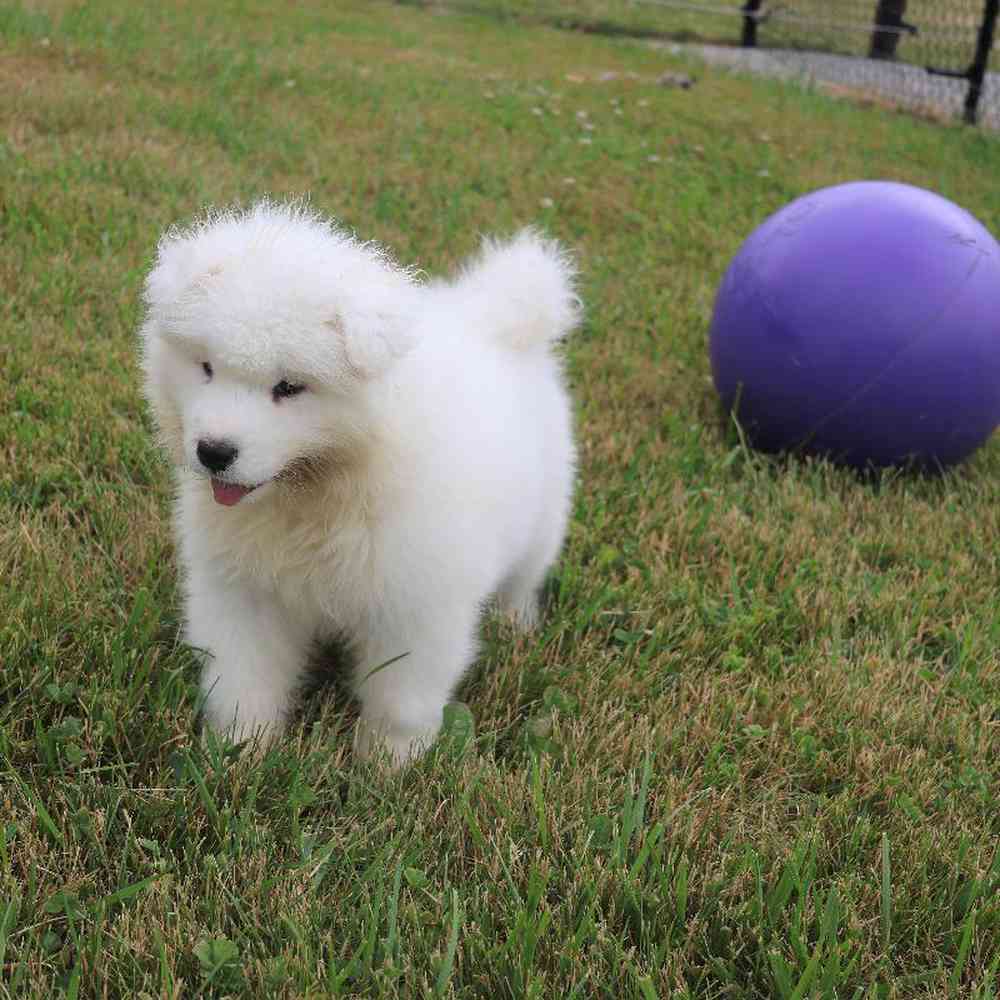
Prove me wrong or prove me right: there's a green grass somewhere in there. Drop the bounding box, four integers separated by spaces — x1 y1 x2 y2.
2 1 1000 996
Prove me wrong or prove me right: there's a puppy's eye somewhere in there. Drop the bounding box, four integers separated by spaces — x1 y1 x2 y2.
202 362 213 379
273 380 306 401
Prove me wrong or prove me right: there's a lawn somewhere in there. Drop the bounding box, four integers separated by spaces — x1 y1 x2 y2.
2 1 1000 996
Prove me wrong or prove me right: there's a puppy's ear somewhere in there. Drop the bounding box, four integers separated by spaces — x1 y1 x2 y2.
144 239 189 313
333 293 416 379
144 236 222 315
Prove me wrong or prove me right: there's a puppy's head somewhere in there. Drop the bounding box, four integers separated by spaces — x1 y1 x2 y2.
139 201 416 506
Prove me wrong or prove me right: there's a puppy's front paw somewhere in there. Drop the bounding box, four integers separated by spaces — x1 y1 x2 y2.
354 716 441 768
203 715 283 752
201 689 289 752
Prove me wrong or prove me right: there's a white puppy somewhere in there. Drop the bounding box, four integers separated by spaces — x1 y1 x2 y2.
139 201 578 764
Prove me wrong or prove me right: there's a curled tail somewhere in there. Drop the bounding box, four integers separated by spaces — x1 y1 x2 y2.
455 229 581 351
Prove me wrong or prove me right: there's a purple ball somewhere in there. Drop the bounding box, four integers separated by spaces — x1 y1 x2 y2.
709 181 1000 468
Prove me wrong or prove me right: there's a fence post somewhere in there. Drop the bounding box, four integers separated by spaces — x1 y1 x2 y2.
869 0 908 60
741 0 762 47
964 0 999 123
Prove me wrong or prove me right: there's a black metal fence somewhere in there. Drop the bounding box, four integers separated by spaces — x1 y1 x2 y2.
423 1 999 126
733 0 998 123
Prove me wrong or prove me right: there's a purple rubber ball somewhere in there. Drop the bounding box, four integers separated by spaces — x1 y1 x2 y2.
709 181 1000 468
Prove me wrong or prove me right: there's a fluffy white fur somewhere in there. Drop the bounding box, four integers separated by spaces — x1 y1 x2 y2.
140 201 579 764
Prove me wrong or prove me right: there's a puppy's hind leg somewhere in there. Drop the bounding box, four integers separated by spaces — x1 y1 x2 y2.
498 449 573 630
496 518 568 631
496 564 544 630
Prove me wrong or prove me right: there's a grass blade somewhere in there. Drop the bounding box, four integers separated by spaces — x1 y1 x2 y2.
101 875 160 910
950 906 977 996
434 889 462 998
881 833 892 952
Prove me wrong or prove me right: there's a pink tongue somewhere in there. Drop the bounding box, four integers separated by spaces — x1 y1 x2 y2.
211 479 254 506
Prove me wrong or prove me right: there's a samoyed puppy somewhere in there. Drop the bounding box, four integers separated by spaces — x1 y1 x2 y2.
139 201 578 765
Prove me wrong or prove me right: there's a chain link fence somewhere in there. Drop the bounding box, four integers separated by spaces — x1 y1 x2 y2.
736 0 997 123
417 1 999 126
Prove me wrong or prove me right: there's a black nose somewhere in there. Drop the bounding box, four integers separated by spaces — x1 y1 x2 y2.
197 439 238 473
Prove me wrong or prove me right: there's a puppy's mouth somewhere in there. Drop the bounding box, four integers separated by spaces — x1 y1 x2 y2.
206 453 328 506
210 478 260 506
